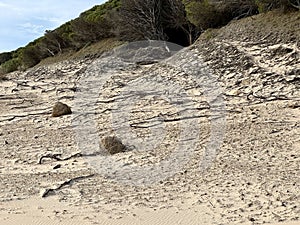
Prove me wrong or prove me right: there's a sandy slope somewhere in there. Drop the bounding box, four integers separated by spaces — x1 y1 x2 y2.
0 11 299 225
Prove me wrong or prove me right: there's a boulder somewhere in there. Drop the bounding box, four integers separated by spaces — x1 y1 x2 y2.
52 102 72 117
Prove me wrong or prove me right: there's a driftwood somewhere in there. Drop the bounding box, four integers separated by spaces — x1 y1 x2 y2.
38 151 107 164
41 174 95 198
38 152 82 164
136 60 158 65
0 111 51 123
56 87 77 93
58 96 74 101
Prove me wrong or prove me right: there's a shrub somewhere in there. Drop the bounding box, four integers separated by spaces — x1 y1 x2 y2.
80 0 120 22
101 136 126 154
185 0 258 31
1 58 20 73
20 45 43 68
185 0 223 31
0 52 13 65
70 17 113 48
255 0 300 12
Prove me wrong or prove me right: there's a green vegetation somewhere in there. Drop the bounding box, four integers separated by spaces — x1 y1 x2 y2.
0 0 299 74
0 52 13 65
255 0 300 12
0 0 120 73
1 58 20 73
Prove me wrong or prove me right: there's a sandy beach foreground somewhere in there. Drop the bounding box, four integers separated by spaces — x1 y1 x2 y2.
1 197 299 225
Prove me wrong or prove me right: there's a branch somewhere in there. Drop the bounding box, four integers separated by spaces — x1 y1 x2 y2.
41 174 95 198
39 152 82 164
289 0 300 9
0 111 51 123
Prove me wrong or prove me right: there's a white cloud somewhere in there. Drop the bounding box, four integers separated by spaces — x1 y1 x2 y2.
34 16 68 29
0 2 9 7
0 1 21 15
19 22 45 36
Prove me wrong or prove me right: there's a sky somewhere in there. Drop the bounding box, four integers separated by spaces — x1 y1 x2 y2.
0 0 107 53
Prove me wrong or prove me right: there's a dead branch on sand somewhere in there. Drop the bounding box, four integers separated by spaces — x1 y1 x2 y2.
38 152 82 164
41 174 95 198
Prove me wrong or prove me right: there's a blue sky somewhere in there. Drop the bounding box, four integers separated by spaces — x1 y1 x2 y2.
0 0 107 53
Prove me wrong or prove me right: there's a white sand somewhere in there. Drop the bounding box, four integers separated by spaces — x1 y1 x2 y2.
1 197 299 225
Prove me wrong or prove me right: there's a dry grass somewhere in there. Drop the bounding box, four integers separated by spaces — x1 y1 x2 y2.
214 10 300 45
72 38 123 59
37 38 123 67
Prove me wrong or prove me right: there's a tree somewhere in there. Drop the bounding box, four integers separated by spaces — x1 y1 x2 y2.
20 45 43 68
289 0 300 9
185 0 220 32
42 30 68 56
0 52 13 65
115 0 196 45
70 17 112 48
162 0 197 45
116 0 166 41
185 0 257 32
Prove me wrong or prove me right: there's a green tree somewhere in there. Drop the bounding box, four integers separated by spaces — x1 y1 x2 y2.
0 52 13 65
70 17 113 49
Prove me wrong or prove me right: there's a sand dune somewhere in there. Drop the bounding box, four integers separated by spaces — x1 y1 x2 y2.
0 12 299 225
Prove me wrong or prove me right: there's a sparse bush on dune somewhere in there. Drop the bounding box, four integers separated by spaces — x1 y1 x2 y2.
101 136 126 155
21 45 43 68
0 52 13 65
0 58 21 73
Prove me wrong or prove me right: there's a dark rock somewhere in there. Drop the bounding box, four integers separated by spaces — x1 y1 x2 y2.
53 164 61 170
52 102 72 117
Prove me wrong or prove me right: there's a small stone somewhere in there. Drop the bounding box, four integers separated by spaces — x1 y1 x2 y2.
52 102 72 117
249 217 255 222
288 101 300 109
226 89 241 96
53 164 61 170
